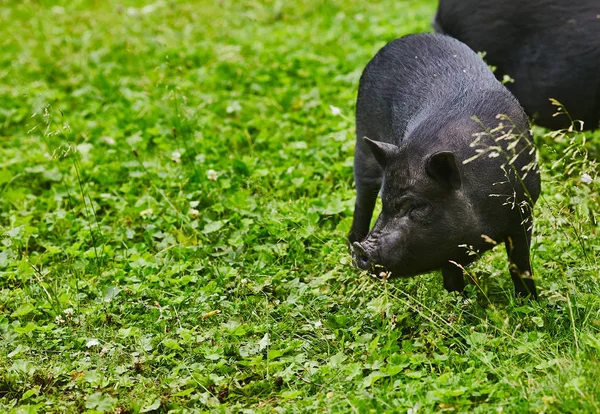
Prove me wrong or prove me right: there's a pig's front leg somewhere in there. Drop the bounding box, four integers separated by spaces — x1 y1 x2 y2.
505 230 537 299
442 262 465 293
348 143 382 244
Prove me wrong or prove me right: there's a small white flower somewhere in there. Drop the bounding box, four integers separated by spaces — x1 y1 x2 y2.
86 338 100 348
330 105 341 116
408 403 420 414
207 169 218 181
462 298 474 306
101 136 116 146
226 101 242 114
140 208 153 218
100 347 109 356
188 208 199 217
171 151 181 163
314 320 323 329
55 315 65 324
581 173 593 184
63 308 74 316
141 4 158 14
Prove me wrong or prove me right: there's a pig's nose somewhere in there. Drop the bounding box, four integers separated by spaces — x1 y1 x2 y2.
352 242 371 270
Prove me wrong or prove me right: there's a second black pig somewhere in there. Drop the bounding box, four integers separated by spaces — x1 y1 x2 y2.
434 0 600 130
349 34 541 298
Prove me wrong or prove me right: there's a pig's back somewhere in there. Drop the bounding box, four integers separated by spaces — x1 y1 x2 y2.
356 33 504 145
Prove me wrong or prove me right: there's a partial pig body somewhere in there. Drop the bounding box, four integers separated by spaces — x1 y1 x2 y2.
434 0 600 130
349 34 541 297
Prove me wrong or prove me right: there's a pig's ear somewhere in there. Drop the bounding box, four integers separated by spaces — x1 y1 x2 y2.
426 151 461 190
363 137 397 167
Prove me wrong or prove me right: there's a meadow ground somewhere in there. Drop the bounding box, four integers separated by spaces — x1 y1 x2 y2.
0 0 599 412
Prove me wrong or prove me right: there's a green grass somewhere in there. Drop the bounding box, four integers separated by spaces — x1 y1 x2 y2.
0 1 599 412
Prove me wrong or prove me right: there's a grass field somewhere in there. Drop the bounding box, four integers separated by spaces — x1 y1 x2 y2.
1 0 599 412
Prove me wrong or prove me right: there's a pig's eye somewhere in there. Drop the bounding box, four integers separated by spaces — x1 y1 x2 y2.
408 203 430 220
390 199 411 213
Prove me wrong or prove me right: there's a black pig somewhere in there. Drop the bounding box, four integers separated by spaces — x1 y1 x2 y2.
349 34 540 298
434 0 600 130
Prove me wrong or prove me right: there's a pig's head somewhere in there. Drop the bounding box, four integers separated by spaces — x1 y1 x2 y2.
352 136 479 278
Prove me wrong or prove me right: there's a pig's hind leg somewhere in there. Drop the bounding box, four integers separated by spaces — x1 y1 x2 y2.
505 228 537 299
348 141 382 244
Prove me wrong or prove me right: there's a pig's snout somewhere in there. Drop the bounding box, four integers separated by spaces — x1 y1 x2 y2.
352 242 372 270
352 242 391 279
